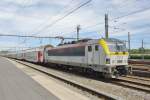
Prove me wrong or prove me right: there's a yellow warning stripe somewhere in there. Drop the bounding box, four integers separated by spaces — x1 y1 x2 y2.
99 39 128 56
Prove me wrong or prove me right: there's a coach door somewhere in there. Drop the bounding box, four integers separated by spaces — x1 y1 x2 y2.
87 45 94 64
38 51 43 62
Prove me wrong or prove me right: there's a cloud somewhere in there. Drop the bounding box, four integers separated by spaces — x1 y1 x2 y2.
0 0 149 49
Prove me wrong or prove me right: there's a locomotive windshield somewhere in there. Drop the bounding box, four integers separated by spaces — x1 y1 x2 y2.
108 43 127 52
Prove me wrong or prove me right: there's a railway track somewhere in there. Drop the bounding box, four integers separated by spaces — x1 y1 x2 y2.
12 59 118 100
10 58 150 99
112 77 150 93
126 75 150 81
129 59 150 65
132 70 150 78
130 63 150 78
119 77 150 86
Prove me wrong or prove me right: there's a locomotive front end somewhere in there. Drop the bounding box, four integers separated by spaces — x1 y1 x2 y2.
100 38 132 78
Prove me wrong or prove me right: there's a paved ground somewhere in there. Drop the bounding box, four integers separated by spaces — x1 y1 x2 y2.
0 57 59 100
10 59 91 100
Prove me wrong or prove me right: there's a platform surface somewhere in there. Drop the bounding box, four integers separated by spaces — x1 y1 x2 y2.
0 57 59 100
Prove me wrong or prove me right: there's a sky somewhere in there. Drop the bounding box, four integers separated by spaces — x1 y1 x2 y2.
0 0 150 51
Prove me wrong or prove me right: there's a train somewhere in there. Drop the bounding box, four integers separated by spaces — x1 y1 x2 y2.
5 38 132 78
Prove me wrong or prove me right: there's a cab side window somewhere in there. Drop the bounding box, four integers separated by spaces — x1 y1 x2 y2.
95 45 99 51
88 46 92 52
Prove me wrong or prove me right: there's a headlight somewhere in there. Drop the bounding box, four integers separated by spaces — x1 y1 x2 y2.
106 58 110 64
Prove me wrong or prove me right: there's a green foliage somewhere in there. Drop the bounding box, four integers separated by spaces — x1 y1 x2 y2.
130 49 150 54
130 55 150 59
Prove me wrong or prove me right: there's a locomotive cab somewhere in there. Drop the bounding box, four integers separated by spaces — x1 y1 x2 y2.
87 38 131 78
99 38 132 78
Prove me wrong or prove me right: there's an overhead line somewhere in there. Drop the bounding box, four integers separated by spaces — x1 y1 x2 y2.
18 0 76 45
0 34 81 40
34 0 92 35
19 0 92 45
21 5 150 42
30 0 75 36
81 6 150 31
19 1 150 46
114 6 150 20
47 3 150 37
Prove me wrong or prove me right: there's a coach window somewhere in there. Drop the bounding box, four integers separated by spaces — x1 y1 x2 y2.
88 46 92 52
95 45 99 51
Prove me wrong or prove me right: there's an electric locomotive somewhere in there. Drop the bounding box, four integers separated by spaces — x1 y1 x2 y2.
45 38 132 78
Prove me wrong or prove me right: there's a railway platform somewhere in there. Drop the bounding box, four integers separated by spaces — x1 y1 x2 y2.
0 57 59 100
